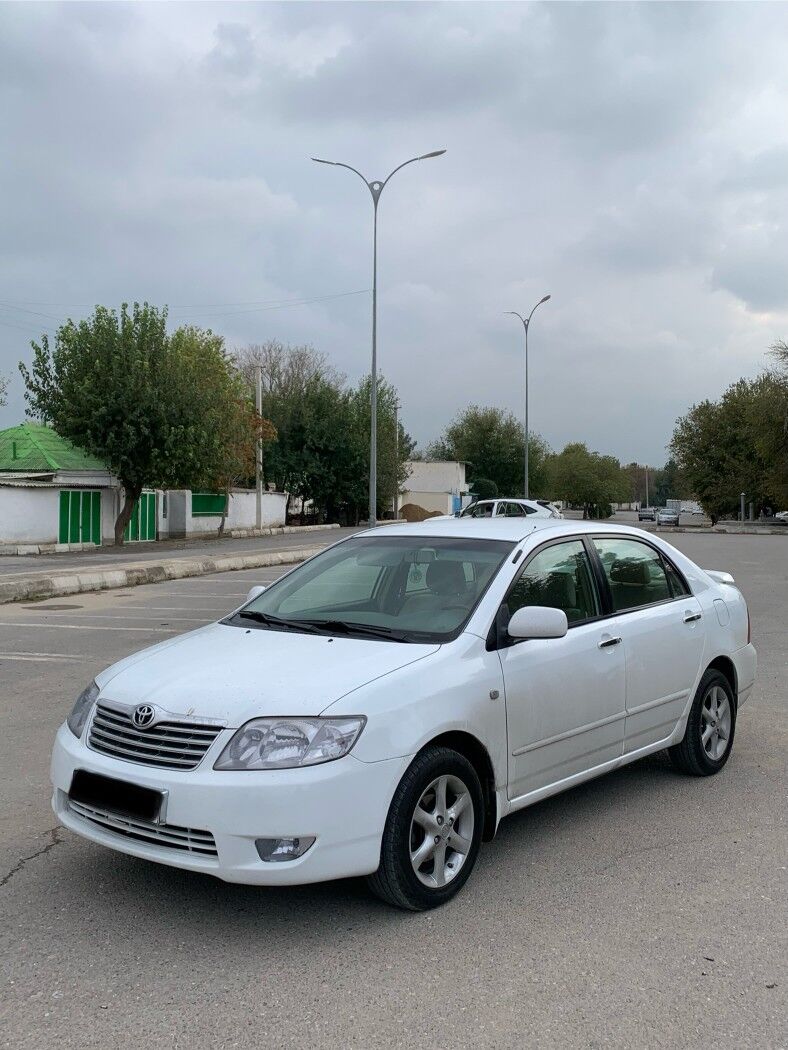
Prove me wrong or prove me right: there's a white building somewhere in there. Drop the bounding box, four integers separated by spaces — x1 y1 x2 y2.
0 423 287 548
400 461 470 517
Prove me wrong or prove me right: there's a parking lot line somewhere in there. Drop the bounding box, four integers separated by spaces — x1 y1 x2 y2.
0 622 179 633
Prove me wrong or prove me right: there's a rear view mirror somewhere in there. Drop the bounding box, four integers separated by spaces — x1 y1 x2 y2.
246 585 266 603
507 606 568 640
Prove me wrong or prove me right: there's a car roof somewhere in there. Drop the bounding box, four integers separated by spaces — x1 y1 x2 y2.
357 518 658 544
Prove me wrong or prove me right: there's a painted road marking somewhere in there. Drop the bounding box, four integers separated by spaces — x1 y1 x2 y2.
0 622 179 633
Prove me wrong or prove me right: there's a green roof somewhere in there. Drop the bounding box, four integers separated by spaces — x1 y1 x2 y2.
0 423 108 472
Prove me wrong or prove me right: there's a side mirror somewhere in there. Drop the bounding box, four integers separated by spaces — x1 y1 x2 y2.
246 585 266 603
507 606 568 640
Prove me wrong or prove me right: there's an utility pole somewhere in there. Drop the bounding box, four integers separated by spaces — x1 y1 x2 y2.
645 467 649 508
255 364 263 531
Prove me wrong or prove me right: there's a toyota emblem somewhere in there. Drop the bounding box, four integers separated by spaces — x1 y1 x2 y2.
132 704 156 729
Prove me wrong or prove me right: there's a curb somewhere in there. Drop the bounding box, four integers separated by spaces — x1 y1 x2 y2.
0 546 327 605
0 522 340 557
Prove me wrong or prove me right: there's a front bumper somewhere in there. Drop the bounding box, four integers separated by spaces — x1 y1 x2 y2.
51 723 410 885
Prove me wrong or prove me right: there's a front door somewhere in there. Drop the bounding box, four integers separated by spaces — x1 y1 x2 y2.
591 536 706 754
499 538 627 800
58 490 101 545
124 491 157 542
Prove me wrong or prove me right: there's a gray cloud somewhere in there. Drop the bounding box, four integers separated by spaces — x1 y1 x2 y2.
2 0 788 465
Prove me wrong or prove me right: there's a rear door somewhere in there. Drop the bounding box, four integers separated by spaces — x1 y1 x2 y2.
498 537 627 800
591 536 705 754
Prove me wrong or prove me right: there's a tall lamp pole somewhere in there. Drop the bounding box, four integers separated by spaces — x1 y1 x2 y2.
312 150 446 526
506 295 551 499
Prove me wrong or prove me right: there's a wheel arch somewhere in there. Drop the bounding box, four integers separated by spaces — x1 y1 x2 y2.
423 731 498 841
705 655 738 704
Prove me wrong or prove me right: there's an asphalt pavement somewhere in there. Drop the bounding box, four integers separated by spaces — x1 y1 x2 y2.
0 532 785 1049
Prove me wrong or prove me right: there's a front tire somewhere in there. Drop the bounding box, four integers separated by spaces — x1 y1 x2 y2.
669 669 736 776
367 746 483 911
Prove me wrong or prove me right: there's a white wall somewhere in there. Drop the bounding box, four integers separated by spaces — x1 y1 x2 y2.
404 461 468 495
0 487 60 542
400 490 453 515
0 485 117 544
166 490 288 537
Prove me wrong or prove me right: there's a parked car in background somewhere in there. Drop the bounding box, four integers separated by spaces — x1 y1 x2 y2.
657 508 680 526
536 500 564 519
775 510 788 523
449 499 555 520
638 507 656 521
52 517 756 910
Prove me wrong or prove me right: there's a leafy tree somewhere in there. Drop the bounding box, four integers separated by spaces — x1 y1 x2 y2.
20 303 243 544
427 405 550 496
546 442 628 518
208 397 277 537
0 372 7 408
470 477 498 500
671 370 788 522
350 376 416 520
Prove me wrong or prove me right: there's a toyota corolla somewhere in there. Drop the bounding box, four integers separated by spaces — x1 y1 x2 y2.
51 519 756 910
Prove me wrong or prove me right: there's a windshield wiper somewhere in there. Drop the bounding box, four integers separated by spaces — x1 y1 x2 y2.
297 618 409 642
236 610 321 633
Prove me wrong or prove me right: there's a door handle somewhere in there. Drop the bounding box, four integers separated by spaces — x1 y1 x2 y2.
683 610 702 623
598 635 622 649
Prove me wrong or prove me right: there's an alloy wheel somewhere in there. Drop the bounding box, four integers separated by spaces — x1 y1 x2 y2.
701 685 732 762
409 774 475 889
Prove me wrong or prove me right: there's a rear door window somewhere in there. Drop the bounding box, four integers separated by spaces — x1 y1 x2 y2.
592 537 672 612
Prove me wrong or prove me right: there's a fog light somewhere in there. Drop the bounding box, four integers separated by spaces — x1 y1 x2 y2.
255 836 315 863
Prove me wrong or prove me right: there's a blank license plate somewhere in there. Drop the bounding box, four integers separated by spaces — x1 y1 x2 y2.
69 769 164 823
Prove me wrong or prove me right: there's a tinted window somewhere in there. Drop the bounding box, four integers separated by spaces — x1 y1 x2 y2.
507 540 600 624
505 502 526 517
593 537 671 611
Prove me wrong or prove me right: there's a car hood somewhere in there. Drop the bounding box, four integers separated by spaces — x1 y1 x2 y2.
95 622 440 727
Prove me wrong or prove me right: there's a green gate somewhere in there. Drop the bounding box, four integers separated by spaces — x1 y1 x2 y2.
124 491 157 542
58 490 102 545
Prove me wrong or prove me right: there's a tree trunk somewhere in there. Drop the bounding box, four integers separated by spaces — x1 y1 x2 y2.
114 487 141 546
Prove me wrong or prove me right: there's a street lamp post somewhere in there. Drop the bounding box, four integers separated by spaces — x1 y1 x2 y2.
312 150 446 526
506 295 551 499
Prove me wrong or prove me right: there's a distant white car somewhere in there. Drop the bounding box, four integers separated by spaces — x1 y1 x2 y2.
52 518 756 910
454 499 556 520
775 511 788 522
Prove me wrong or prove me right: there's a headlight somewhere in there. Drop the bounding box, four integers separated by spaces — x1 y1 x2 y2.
67 681 99 738
214 716 366 771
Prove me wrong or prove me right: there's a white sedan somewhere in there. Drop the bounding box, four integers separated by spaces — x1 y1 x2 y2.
453 498 558 519
52 519 756 910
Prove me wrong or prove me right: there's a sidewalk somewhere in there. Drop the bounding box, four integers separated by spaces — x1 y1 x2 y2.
0 525 358 604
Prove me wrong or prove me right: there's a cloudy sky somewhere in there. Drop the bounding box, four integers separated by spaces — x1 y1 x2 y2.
2 1 787 465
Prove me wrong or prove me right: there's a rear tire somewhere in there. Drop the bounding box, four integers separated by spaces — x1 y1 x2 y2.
367 746 483 911
669 669 736 776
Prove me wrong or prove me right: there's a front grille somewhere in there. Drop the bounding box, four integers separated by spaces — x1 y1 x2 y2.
68 799 218 856
88 703 222 770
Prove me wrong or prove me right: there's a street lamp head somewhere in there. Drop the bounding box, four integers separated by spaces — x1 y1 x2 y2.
419 149 447 160
540 294 551 304
311 157 337 165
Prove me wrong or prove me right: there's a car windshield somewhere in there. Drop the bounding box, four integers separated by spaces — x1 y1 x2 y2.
229 535 515 642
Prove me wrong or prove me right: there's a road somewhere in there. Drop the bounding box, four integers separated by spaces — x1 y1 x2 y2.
1 532 785 1049
0 527 359 578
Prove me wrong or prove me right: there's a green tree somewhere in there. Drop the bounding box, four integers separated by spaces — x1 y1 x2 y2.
20 303 243 544
469 477 498 500
671 370 788 522
546 442 628 518
350 376 416 520
428 405 550 496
